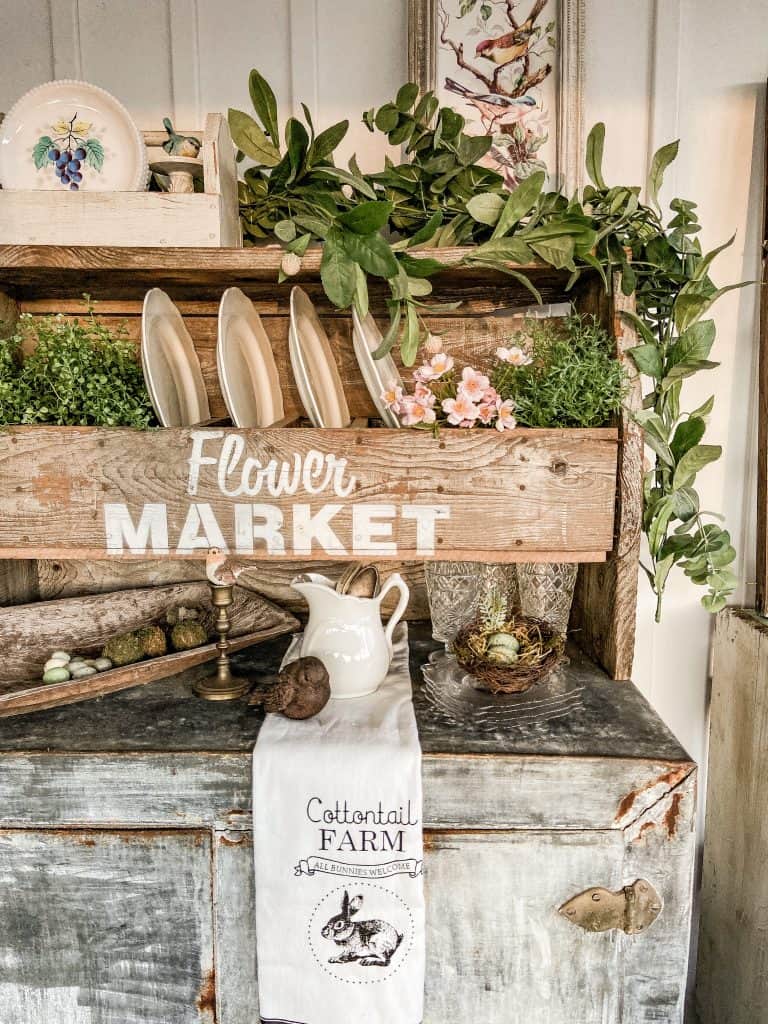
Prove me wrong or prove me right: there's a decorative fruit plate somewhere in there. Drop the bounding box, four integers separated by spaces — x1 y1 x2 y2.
0 79 148 191
0 582 299 718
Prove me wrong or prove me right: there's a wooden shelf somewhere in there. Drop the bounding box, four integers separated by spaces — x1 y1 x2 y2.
0 244 581 305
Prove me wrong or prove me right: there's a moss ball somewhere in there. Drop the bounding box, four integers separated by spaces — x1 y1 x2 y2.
101 632 144 667
136 625 167 658
170 621 208 652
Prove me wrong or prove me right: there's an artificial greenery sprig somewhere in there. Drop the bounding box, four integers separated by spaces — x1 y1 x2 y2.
492 315 627 429
0 307 156 428
230 72 501 364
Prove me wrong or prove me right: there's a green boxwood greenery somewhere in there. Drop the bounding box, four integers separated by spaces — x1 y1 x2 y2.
0 308 156 428
492 315 627 429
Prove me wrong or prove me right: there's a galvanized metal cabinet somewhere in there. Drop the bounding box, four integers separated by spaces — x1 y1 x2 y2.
0 628 696 1023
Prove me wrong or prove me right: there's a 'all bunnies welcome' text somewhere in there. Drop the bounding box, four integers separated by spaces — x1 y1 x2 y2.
103 430 450 556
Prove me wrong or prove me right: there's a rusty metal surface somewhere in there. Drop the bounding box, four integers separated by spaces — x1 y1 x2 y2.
0 828 215 1024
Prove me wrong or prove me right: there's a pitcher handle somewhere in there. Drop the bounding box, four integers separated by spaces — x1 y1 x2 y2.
379 573 410 656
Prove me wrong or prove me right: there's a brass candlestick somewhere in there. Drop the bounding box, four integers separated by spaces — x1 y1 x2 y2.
193 582 249 701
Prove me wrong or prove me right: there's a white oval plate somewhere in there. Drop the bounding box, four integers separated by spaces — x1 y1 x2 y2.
351 307 403 428
141 289 210 427
217 287 284 427
0 79 148 191
289 287 350 428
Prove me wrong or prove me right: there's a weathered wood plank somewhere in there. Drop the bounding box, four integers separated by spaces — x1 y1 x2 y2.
0 425 618 560
0 560 38 606
571 275 643 678
756 253 768 611
202 113 240 247
0 245 576 301
35 557 431 619
0 288 18 337
696 608 768 1023
0 828 216 1024
0 193 229 248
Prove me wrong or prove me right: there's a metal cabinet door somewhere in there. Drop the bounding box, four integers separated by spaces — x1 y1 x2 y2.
423 823 691 1024
0 829 215 1024
424 830 625 1023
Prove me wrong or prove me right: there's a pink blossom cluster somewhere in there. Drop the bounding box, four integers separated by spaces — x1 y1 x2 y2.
383 351 518 431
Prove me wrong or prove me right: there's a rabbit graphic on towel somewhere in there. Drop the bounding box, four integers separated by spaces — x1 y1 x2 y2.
323 890 403 967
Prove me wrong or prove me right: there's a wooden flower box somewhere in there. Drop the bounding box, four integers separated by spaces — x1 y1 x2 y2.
0 115 240 248
0 245 642 680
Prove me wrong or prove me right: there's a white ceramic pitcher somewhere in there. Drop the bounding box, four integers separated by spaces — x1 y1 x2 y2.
291 572 410 699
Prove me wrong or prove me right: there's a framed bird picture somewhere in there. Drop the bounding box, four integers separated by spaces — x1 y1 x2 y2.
408 0 584 192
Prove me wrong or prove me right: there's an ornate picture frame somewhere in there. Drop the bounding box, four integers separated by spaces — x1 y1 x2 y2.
408 0 585 193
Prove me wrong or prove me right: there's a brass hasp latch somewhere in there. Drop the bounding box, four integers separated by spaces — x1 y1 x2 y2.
558 879 662 934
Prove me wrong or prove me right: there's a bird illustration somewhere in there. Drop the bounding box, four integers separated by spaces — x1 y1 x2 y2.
161 117 201 158
205 547 251 587
445 78 535 125
475 0 548 66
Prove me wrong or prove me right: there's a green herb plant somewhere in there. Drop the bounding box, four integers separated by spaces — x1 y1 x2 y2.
493 315 627 429
0 308 156 428
231 71 746 619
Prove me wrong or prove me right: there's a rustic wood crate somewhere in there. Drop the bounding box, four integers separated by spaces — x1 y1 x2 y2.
0 115 240 248
0 246 642 679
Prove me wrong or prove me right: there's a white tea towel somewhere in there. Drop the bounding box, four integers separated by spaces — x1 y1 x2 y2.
253 623 424 1024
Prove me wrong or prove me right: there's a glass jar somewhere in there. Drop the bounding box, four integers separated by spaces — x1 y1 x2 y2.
516 562 578 637
424 562 518 647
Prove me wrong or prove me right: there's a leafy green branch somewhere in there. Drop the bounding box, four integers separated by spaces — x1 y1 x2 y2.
230 71 748 619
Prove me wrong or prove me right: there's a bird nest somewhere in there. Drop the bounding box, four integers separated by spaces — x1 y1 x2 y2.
452 614 565 694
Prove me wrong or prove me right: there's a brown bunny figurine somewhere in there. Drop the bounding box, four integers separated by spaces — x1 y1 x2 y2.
249 656 330 720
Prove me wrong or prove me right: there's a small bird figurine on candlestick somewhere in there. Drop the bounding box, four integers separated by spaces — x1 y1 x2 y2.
193 548 251 701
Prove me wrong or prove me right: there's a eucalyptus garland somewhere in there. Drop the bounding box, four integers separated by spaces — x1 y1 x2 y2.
229 72 746 620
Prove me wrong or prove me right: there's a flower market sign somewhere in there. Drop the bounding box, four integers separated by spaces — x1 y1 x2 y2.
0 426 618 560
105 430 450 557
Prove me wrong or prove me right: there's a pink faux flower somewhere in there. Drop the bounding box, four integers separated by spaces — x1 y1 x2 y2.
413 382 437 408
414 352 455 382
381 385 404 412
458 366 490 403
476 402 497 425
495 399 517 431
423 332 444 355
400 396 436 426
496 345 532 367
483 385 500 405
442 393 480 426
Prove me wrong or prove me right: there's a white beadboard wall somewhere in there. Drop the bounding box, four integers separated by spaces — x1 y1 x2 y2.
0 0 766 778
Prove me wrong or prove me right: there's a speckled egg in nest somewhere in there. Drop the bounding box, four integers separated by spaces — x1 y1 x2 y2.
452 614 564 694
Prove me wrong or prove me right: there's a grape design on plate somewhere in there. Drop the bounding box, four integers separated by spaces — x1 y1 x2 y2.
32 113 105 190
